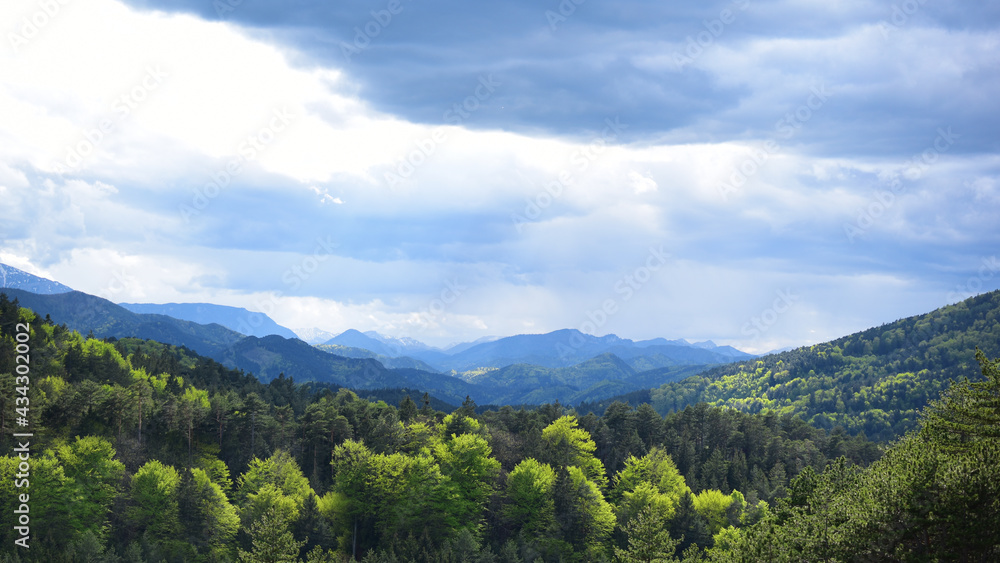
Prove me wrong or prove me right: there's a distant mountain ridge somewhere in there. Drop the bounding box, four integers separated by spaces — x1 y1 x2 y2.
328 328 756 372
2 289 244 360
120 302 297 339
0 288 732 407
294 327 338 345
315 343 441 372
0 263 73 294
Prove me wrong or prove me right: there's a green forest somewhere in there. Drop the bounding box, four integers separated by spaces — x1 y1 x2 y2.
1 293 999 562
651 291 1000 441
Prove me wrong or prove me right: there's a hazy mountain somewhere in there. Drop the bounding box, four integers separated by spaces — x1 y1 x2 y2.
294 327 338 345
0 263 73 294
221 335 475 405
321 329 456 369
120 302 297 339
322 329 403 357
444 335 501 354
315 343 441 372
2 289 243 360
435 329 753 372
323 329 441 355
362 330 438 351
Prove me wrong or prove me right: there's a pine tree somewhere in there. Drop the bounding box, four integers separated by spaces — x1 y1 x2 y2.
614 506 680 563
921 348 1000 448
238 506 306 563
398 395 418 423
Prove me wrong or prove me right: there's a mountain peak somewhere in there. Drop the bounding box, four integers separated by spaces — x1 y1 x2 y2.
0 263 73 294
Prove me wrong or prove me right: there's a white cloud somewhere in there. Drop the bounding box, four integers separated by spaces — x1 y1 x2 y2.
0 0 997 354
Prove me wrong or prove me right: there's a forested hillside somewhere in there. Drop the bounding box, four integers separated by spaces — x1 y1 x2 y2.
0 294 892 562
652 290 1000 440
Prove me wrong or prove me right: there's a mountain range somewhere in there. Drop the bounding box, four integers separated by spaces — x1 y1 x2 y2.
320 328 753 373
7 263 997 426
0 285 740 406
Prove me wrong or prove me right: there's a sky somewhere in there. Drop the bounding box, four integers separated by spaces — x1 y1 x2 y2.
1 0 998 353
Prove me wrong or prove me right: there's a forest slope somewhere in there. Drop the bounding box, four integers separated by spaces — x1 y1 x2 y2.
652 290 1000 440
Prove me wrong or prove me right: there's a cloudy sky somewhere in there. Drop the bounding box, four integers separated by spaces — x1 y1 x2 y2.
1 0 998 352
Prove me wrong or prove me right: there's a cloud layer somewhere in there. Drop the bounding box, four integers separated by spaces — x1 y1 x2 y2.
1 0 998 352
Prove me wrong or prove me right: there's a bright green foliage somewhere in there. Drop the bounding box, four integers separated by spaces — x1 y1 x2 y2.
718 353 1000 561
705 526 743 561
617 481 677 527
54 435 125 539
433 432 501 531
243 483 300 531
373 451 458 542
129 460 182 540
197 454 234 492
611 447 690 520
331 439 461 553
652 291 1000 440
0 454 75 551
401 420 439 453
236 450 313 511
691 489 734 535
178 467 240 556
440 412 482 438
551 465 616 559
614 506 680 563
541 415 608 488
505 458 557 536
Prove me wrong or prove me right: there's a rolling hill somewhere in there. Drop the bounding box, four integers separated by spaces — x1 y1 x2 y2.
649 290 1000 440
120 301 298 339
1 289 244 360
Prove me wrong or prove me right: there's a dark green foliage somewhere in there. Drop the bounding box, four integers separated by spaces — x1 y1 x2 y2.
714 352 1000 562
921 347 1000 446
614 506 680 563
